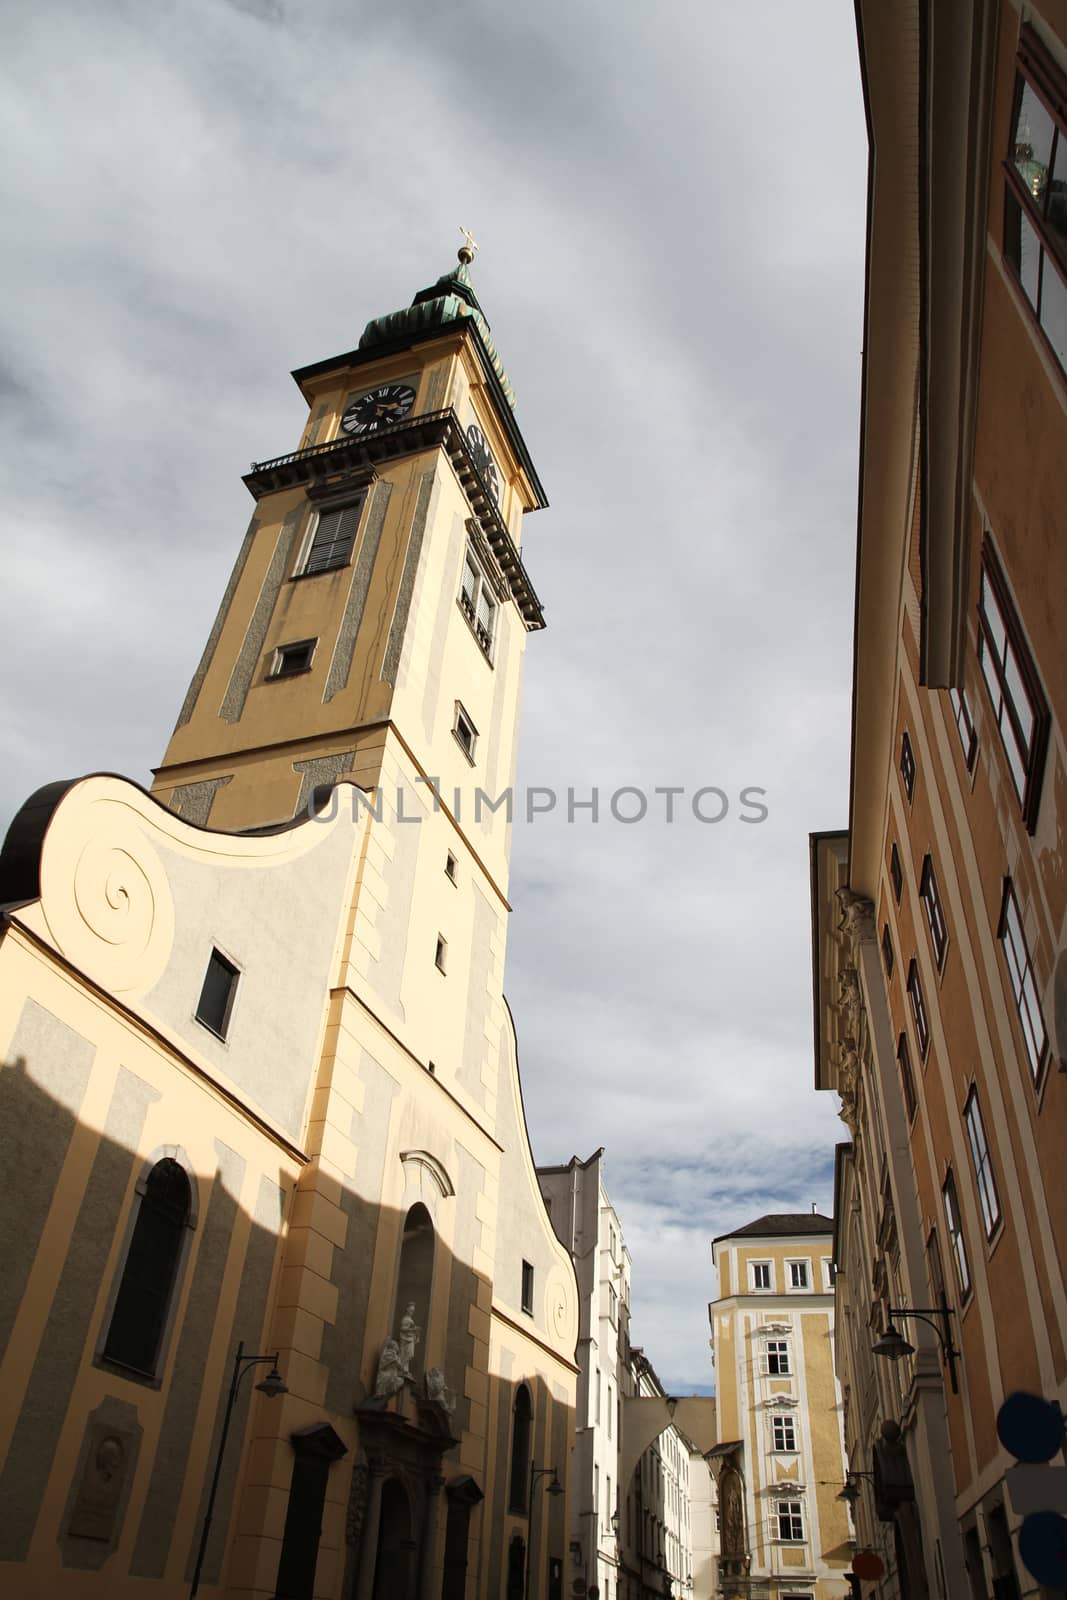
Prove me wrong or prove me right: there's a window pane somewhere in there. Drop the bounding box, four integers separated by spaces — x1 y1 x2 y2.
1040 251 1067 371
1050 133 1067 246
1013 79 1055 206
1018 206 1043 307
1004 647 1034 745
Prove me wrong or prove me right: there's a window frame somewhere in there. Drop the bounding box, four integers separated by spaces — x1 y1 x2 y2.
997 878 1049 1084
1002 29 1067 384
434 934 448 974
949 686 979 771
195 946 240 1041
900 731 916 803
458 545 499 661
890 842 903 904
295 493 367 577
896 1031 917 1122
907 959 930 1060
964 1087 1002 1240
97 1149 197 1384
771 1413 798 1453
751 1260 772 1292
787 1260 810 1292
776 1499 804 1543
882 922 894 977
452 702 478 764
766 1338 791 1376
976 543 1050 833
269 638 317 680
521 1259 534 1316
920 855 949 971
942 1168 972 1301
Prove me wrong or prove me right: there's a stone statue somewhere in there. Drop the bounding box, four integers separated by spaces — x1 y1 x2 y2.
373 1338 405 1399
398 1303 421 1373
837 888 876 947
426 1367 456 1415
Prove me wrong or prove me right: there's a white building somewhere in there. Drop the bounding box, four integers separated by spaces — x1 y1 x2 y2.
538 1151 715 1600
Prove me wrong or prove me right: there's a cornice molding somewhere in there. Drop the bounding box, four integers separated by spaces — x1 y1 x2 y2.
243 407 545 630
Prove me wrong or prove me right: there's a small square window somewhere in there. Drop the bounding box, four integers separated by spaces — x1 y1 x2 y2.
521 1259 534 1315
752 1262 772 1291
882 923 894 977
445 851 458 883
900 731 916 802
434 935 447 973
453 702 478 762
196 948 239 1039
890 843 903 903
270 639 316 678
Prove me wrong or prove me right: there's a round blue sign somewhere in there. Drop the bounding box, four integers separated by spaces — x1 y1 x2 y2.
997 1392 1065 1464
1019 1511 1067 1585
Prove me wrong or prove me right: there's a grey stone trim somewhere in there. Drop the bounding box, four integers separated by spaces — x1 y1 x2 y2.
323 480 392 704
422 366 446 415
0 1067 158 1563
129 1139 245 1578
183 1173 286 1585
0 1002 96 1360
165 776 233 828
307 403 331 446
365 794 422 1018
58 1397 143 1570
488 1345 516 1588
292 751 356 818
219 505 305 724
175 516 258 730
382 470 435 687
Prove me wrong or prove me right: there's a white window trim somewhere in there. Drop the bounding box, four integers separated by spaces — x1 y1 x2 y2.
750 1260 773 1292
458 545 499 661
452 702 478 764
785 1258 811 1292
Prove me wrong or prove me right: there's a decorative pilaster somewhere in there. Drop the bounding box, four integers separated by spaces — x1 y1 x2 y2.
417 1473 445 1600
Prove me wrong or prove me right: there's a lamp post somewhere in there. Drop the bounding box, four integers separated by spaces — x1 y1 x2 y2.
525 1462 563 1600
189 1340 288 1598
870 1302 960 1393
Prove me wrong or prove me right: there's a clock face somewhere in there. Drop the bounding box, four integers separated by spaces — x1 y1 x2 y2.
340 383 416 436
466 422 500 502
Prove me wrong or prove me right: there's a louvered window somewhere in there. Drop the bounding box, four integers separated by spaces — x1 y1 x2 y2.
301 498 364 575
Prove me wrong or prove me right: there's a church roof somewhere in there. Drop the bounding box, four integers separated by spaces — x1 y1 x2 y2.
359 254 516 408
713 1212 833 1244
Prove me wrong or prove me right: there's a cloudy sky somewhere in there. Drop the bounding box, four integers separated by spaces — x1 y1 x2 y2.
1 0 866 1392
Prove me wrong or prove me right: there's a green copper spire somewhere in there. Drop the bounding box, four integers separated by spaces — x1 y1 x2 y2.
359 234 516 408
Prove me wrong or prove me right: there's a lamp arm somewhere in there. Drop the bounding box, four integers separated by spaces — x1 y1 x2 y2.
888 1306 960 1394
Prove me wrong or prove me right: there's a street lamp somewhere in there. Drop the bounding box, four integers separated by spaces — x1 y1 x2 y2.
189 1340 288 1597
525 1462 563 1599
871 1303 960 1393
836 1470 875 1507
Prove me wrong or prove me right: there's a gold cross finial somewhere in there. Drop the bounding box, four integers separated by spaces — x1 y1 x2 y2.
458 226 479 265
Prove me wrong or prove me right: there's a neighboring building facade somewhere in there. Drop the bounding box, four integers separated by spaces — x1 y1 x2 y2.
709 1216 851 1600
0 251 580 1599
811 2 1067 1597
538 1152 714 1600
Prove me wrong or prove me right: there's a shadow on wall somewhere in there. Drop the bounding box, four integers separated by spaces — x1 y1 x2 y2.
0 1050 574 1600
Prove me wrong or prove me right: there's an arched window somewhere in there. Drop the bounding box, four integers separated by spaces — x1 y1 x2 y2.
392 1204 434 1380
104 1157 192 1376
508 1383 532 1513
